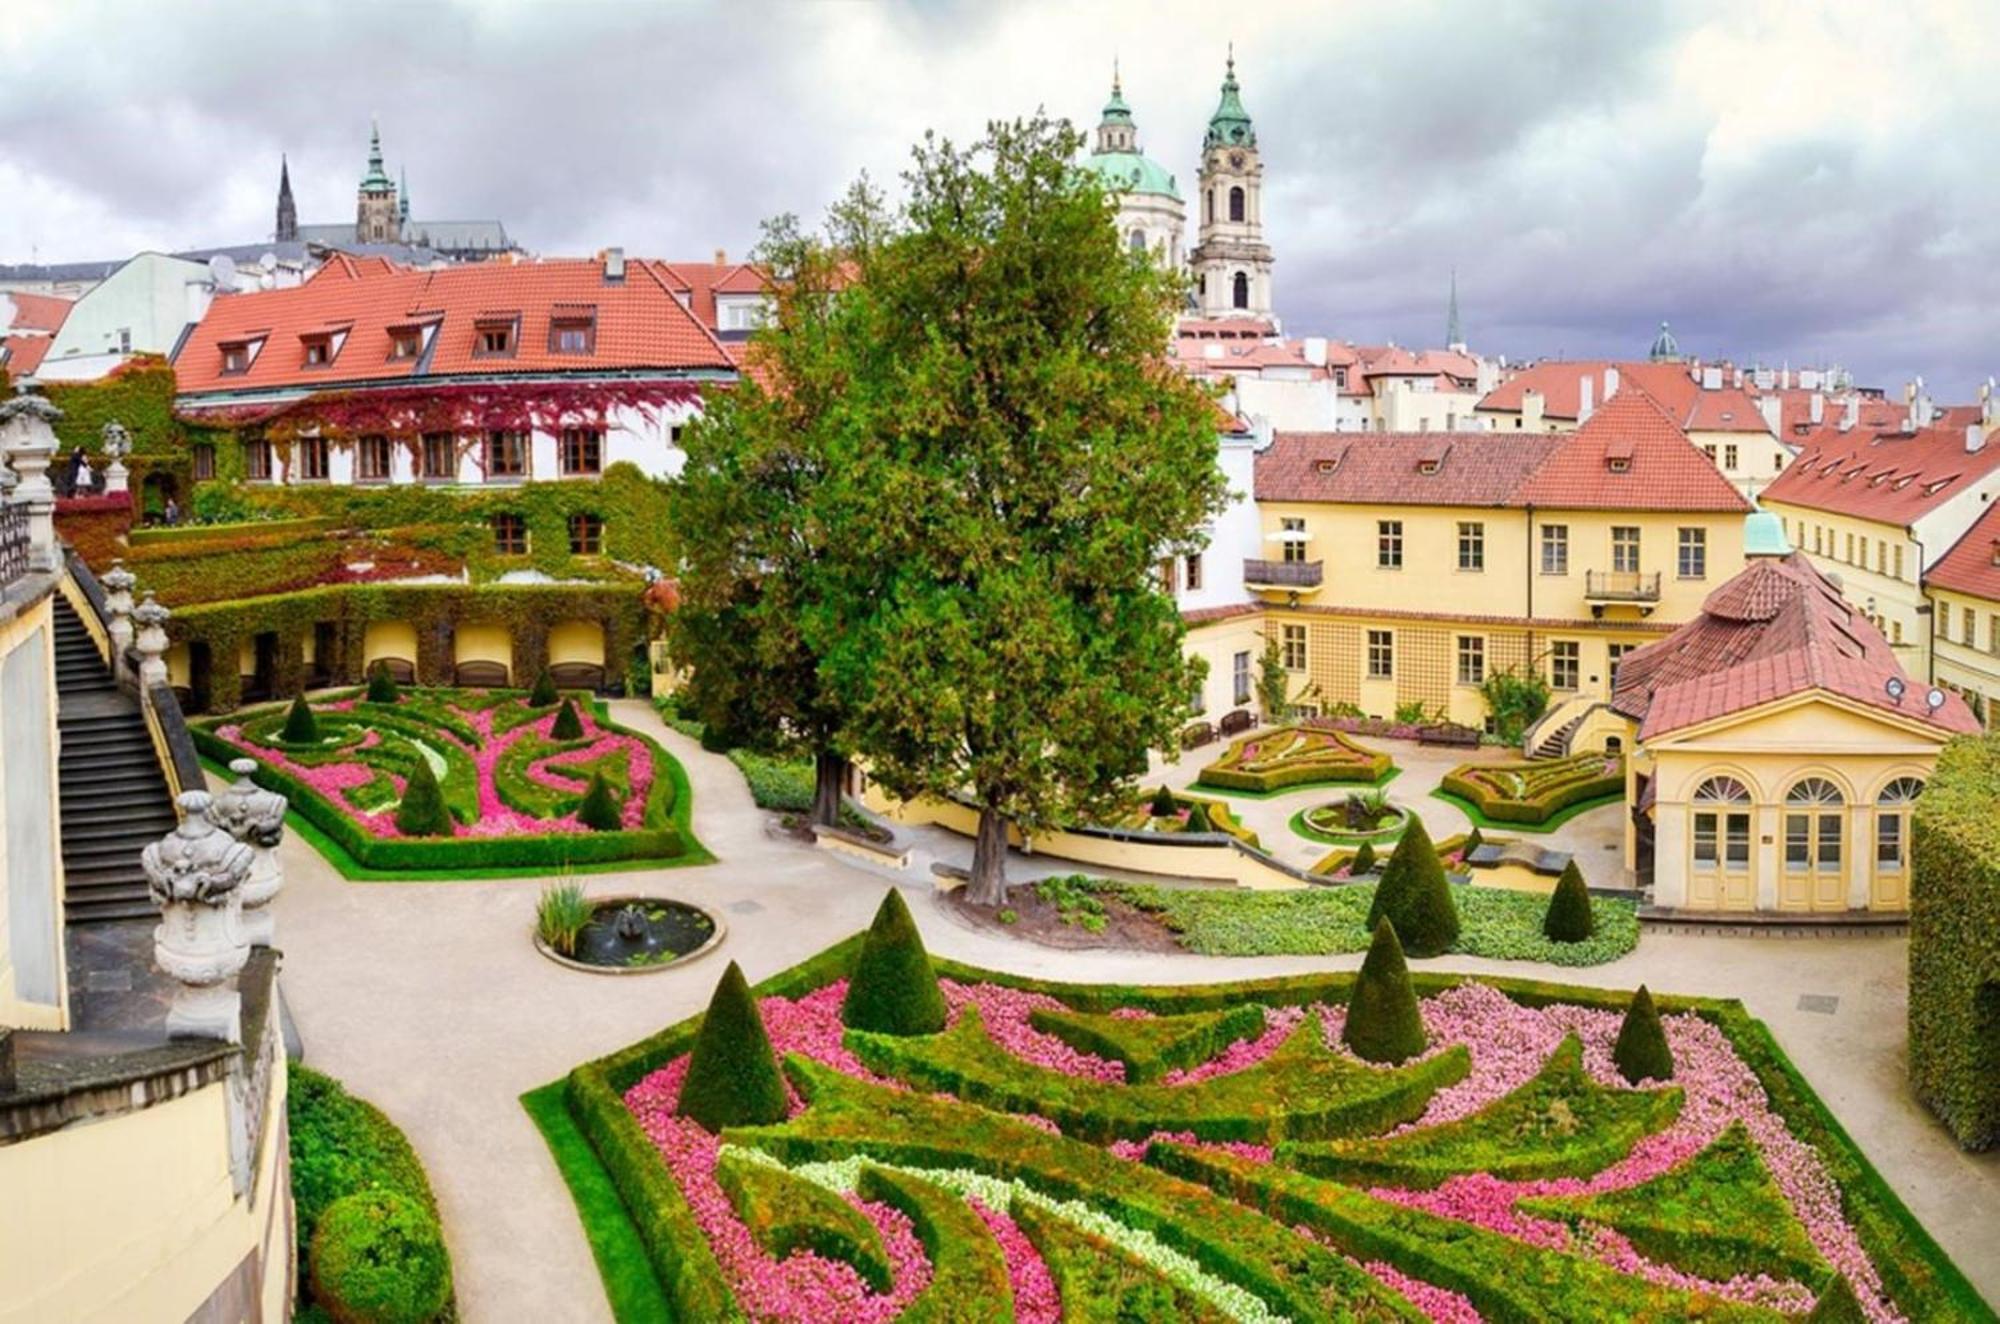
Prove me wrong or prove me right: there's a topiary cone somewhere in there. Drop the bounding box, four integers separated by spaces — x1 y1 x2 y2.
842 889 947 1035
394 757 453 837
677 961 790 1131
1350 840 1377 876
1150 784 1178 817
365 662 399 704
1463 825 1484 856
281 692 320 744
1542 859 1594 943
1613 984 1675 1084
1369 816 1460 957
1343 918 1428 1064
551 697 585 740
1805 1274 1867 1323
528 668 558 708
576 770 622 832
1184 801 1214 833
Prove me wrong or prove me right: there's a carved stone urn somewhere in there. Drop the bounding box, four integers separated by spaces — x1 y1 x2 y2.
141 791 253 1043
207 759 288 947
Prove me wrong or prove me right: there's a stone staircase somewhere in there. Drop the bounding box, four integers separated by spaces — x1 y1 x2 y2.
1532 708 1592 759
53 596 177 924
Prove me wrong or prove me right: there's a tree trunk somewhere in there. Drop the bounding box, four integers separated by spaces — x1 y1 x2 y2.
811 751 849 829
967 805 1010 907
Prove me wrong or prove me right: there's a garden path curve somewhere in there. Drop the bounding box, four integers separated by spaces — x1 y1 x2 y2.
262 699 2000 1322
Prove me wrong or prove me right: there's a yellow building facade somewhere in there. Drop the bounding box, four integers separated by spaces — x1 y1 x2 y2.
0 586 67 1032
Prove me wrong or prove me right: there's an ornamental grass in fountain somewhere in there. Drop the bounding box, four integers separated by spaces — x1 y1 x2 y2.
1196 725 1395 794
538 902 1989 1324
1439 751 1624 827
193 684 698 875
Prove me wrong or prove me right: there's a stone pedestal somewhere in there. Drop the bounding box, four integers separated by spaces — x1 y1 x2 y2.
133 591 171 690
141 791 252 1043
101 420 132 497
0 393 61 573
207 759 287 947
102 560 136 675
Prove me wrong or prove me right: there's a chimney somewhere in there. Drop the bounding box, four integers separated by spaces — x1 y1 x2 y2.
1522 388 1545 431
1603 365 1620 400
1842 395 1859 431
714 248 727 266
603 247 625 282
1577 374 1595 423
1757 395 1781 435
1809 393 1824 425
1303 336 1327 367
1781 367 1791 390
1733 367 1744 389
1701 365 1722 390
1967 423 1986 454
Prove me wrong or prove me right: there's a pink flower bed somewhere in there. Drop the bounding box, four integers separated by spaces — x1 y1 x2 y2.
214 694 657 839
622 976 1908 1323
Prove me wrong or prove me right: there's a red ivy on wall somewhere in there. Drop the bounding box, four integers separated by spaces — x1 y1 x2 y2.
181 379 707 444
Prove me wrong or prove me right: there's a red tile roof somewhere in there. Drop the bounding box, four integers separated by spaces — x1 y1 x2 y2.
3 291 73 334
1511 390 1750 512
1612 552 1978 739
2 334 53 377
1182 602 1261 626
1759 422 2000 527
1681 385 1772 433
175 256 733 397
1256 430 1564 506
1924 500 2000 602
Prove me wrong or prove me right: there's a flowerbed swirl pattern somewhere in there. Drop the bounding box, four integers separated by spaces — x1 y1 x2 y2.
578 950 1983 1323
194 686 694 872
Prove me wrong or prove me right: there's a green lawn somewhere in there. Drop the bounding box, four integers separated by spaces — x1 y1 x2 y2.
520 1081 671 1323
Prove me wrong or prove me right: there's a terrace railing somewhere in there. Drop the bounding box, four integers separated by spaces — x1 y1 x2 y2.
0 505 28 590
1584 569 1661 602
1243 558 1324 588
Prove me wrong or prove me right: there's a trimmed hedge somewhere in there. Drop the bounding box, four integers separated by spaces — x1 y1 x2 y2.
1282 1035 1682 1190
1195 725 1394 793
1341 920 1429 1065
678 961 790 1132
1909 733 2000 1150
1364 816 1460 957
855 1165 1012 1321
1614 985 1675 1085
1026 1003 1266 1084
713 1152 892 1293
309 1189 453 1324
1013 1200 1231 1323
1543 859 1594 942
1439 751 1624 827
842 889 948 1036
845 1004 1469 1144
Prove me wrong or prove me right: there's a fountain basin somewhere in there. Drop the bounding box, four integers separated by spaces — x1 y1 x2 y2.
533 894 726 974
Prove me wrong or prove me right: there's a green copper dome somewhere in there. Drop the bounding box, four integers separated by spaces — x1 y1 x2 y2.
1205 51 1256 149
1649 319 1680 362
1743 508 1791 558
1081 149 1181 201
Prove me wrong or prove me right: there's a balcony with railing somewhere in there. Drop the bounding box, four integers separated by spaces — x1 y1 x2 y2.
1243 558 1324 592
0 504 29 590
1584 569 1662 603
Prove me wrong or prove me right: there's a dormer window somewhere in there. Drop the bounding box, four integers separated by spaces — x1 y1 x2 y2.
301 333 333 367
474 315 519 358
1989 541 2000 567
388 326 424 360
219 336 264 375
1315 458 1339 475
549 307 596 355
1608 457 1631 473
1418 459 1440 475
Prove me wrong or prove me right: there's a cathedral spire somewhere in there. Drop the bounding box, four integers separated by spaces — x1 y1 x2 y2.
275 154 297 243
398 165 410 225
359 118 393 194
1096 60 1137 153
1205 46 1256 148
1446 268 1464 351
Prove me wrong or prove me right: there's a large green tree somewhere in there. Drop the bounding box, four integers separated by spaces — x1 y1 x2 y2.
821 117 1227 904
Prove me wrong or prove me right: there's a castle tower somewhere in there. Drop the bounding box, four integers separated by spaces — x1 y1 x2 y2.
355 119 400 244
1188 50 1274 320
275 155 297 243
1079 64 1185 269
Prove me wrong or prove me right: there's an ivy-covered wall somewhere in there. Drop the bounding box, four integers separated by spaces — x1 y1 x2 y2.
166 581 647 713
1909 733 2000 1151
39 356 227 514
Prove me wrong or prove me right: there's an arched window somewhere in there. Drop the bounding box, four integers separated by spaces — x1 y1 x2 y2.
1205 189 1215 225
1232 272 1250 309
1691 775 1751 872
1785 777 1844 873
1128 228 1147 254
1876 777 1924 869
1229 186 1245 222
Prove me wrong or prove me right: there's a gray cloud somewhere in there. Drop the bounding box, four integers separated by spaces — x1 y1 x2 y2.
3 0 1994 398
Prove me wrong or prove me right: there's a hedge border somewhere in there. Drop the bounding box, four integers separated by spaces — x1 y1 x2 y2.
550 940 1994 1324
1435 753 1625 829
1195 726 1398 795
1430 784 1625 835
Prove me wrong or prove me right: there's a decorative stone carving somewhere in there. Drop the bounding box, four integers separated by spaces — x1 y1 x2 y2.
99 420 131 495
133 591 171 690
208 759 288 946
102 560 137 671
0 392 61 572
141 791 252 1043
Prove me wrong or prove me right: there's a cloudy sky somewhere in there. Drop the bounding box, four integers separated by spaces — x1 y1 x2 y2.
4 0 1996 397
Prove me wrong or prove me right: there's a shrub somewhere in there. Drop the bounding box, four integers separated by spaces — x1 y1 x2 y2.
1350 841 1377 876
282 693 321 744
714 1152 893 1293
1343 919 1428 1064
536 880 593 956
309 1189 452 1324
1614 985 1674 1084
843 889 947 1035
1149 783 1178 816
1909 733 2000 1150
576 771 622 832
677 961 789 1131
1366 816 1459 957
393 758 453 837
1184 800 1214 833
1543 860 1594 942
366 662 400 704
1440 751 1624 828
551 697 585 740
1479 668 1549 744
528 668 558 707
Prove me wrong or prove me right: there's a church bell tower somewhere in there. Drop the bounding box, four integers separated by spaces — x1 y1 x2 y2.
1188 50 1273 321
355 119 401 244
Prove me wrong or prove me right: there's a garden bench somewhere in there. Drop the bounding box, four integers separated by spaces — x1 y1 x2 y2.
1466 842 1573 876
1218 708 1255 737
1417 722 1482 748
549 661 607 692
454 660 511 688
372 657 417 685
1181 721 1215 749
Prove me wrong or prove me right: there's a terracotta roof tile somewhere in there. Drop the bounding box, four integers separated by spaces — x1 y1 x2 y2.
1510 390 1751 513
3 334 53 376
1924 499 2000 602
1760 422 2000 526
1255 431 1563 506
1612 552 1978 738
2 291 73 334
